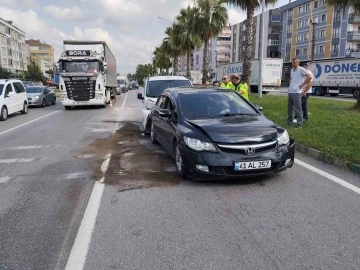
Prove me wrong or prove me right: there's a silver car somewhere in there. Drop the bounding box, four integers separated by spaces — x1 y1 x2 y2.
26 86 56 107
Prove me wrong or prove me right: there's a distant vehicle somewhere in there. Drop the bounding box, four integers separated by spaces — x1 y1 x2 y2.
149 87 295 180
307 58 360 98
117 75 128 93
137 75 192 133
132 81 139 89
0 79 28 121
22 81 35 87
216 58 283 93
26 86 56 107
43 80 58 87
57 40 117 109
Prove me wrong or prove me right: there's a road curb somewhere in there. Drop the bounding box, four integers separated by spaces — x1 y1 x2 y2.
295 143 360 175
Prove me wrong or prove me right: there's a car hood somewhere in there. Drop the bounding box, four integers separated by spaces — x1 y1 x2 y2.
186 115 278 144
27 93 42 97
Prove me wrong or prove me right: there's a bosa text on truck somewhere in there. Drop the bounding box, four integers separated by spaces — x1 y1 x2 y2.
57 40 117 109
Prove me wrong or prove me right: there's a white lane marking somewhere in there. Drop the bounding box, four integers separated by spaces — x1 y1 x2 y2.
0 176 11 184
65 172 89 179
100 153 111 173
66 92 129 270
295 159 360 195
0 158 35 163
64 181 105 270
0 110 61 137
0 145 59 150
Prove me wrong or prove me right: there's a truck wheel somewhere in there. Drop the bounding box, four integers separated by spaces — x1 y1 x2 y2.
315 88 322 96
353 89 360 99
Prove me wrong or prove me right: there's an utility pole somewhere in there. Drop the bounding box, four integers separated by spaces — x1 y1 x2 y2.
310 19 317 62
258 0 265 98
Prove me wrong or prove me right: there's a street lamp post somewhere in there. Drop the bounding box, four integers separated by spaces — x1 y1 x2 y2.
257 0 265 98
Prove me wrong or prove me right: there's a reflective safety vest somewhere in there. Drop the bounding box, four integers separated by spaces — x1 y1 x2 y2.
230 82 249 101
220 81 233 89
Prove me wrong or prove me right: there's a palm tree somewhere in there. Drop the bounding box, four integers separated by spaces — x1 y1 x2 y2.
176 6 202 79
161 25 183 75
153 46 171 75
193 0 228 80
227 0 277 87
324 0 360 108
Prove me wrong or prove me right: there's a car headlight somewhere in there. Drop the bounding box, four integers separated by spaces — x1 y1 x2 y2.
33 96 39 99
277 129 290 146
183 136 217 152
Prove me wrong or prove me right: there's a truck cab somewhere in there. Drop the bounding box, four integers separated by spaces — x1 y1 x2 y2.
137 76 192 133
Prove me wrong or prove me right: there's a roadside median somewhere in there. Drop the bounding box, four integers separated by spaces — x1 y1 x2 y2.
250 94 360 175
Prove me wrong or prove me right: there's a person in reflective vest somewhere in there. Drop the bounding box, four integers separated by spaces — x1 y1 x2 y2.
229 73 249 100
220 75 233 89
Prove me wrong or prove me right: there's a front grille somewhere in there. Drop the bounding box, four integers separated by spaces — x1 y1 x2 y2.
27 98 32 100
64 77 96 101
217 140 277 155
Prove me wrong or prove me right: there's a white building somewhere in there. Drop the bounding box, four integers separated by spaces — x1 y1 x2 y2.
0 18 27 73
230 9 281 63
178 26 231 76
39 59 52 77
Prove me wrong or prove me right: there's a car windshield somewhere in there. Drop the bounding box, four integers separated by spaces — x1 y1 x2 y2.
178 90 258 119
26 87 43 93
0 84 3 96
146 80 191 98
118 80 125 84
61 61 100 73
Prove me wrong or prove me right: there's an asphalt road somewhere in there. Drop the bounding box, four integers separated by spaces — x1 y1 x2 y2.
0 89 359 270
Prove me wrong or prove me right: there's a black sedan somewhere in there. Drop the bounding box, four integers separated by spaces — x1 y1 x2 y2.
149 87 295 180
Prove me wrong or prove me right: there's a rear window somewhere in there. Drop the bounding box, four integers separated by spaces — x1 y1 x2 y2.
146 80 191 97
0 84 3 96
26 87 43 93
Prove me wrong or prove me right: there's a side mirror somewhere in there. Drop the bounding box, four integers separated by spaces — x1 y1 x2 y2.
255 105 263 111
103 62 108 73
159 109 172 118
137 93 144 100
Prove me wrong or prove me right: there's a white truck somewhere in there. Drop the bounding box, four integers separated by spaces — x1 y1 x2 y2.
307 59 360 99
117 75 129 94
216 58 283 93
57 40 117 109
179 70 202 85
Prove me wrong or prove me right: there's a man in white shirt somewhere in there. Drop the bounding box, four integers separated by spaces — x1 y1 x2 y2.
301 63 313 121
288 58 312 128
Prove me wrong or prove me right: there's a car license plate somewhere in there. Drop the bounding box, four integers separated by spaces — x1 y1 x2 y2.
75 102 89 105
234 160 271 171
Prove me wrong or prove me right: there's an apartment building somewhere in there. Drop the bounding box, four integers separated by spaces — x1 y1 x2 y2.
279 0 358 82
26 39 55 76
230 9 281 63
178 26 231 76
0 18 27 73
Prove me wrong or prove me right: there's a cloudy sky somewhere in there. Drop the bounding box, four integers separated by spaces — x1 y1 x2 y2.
0 0 288 74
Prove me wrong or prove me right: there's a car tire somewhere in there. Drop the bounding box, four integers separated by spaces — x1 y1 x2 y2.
42 99 46 107
52 97 56 105
0 106 8 121
353 89 360 99
64 106 71 110
174 143 187 178
150 122 158 144
21 102 28 114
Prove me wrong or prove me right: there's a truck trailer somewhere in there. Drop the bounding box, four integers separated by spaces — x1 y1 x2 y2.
57 40 117 109
216 58 283 93
307 59 360 99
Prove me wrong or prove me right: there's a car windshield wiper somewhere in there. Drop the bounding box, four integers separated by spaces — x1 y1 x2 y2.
217 112 257 117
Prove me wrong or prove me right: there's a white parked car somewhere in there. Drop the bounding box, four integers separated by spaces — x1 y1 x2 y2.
0 79 28 121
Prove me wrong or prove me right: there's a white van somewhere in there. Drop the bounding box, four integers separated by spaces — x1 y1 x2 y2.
0 79 28 121
137 75 192 133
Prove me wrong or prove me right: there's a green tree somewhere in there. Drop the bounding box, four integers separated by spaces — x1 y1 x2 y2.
177 6 202 79
45 69 54 79
0 66 11 79
153 46 171 75
135 63 156 84
227 0 277 87
26 60 43 81
161 25 184 75
193 0 228 80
